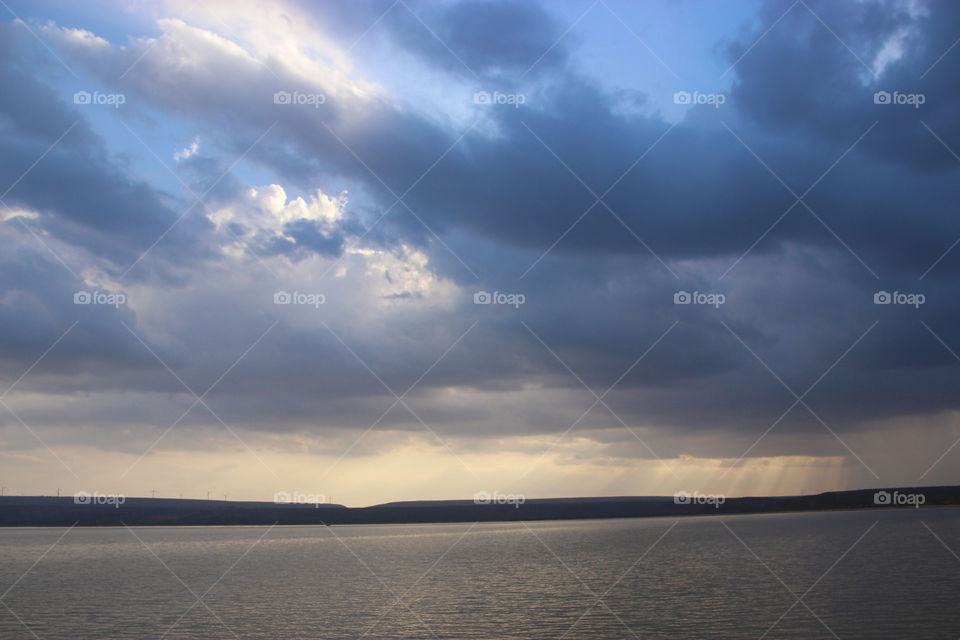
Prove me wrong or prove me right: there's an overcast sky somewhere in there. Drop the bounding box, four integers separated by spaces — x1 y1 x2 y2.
0 0 958 505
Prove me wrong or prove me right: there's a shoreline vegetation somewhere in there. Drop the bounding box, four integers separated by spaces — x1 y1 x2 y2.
1 486 958 527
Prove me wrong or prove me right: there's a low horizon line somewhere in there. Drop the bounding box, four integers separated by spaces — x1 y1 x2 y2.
2 483 954 509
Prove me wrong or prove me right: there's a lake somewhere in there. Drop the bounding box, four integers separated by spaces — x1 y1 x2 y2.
1 507 958 639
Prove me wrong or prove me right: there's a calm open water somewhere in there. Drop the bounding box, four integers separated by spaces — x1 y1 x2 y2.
1 507 958 639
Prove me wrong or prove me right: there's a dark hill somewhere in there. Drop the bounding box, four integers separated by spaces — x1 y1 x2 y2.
0 486 957 527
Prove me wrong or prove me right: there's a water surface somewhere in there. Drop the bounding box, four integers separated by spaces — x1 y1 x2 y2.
1 508 958 639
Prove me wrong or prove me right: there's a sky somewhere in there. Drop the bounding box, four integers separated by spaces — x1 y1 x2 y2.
0 0 958 506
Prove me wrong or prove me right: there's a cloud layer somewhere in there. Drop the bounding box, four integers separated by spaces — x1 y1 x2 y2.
1 0 959 503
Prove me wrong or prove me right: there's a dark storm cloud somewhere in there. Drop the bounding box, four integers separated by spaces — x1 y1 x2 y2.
0 239 171 398
383 0 569 77
729 0 960 172
262 219 347 258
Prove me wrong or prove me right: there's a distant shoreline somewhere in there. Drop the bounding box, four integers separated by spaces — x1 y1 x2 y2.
1 485 957 527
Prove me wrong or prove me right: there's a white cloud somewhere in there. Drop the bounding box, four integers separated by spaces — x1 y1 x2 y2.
173 136 199 161
208 183 345 248
159 0 364 90
870 0 929 77
41 24 111 49
0 207 38 222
